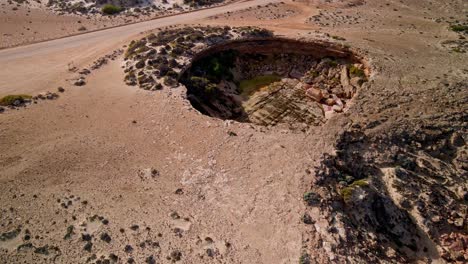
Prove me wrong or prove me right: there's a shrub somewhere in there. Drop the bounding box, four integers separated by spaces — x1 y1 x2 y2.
301 213 313 224
299 253 311 264
328 60 338 67
452 47 465 53
101 4 123 15
157 65 170 77
0 94 32 106
303 191 320 206
341 179 369 202
450 24 468 33
349 65 365 78
166 70 178 79
125 40 146 59
170 45 185 56
168 59 179 68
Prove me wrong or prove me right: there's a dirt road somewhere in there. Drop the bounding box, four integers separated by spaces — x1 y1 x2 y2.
0 0 277 96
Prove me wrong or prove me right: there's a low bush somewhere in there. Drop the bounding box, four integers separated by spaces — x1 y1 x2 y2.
299 253 311 264
450 24 468 33
0 94 32 106
101 4 123 15
341 179 369 202
303 191 320 206
349 65 365 78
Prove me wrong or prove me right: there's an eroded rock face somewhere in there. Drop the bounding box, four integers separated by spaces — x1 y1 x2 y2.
243 79 325 127
306 111 468 263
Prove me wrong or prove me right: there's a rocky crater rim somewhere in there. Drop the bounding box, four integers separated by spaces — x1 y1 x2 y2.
180 38 370 128
181 37 368 74
122 26 370 128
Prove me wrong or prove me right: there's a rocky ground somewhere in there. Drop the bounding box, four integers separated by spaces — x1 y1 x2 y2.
0 0 467 263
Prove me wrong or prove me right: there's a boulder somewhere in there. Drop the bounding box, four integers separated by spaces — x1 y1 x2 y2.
325 98 336 106
305 87 323 102
332 104 343 113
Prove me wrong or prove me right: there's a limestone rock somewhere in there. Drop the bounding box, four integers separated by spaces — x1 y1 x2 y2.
305 86 323 102
332 105 343 113
325 98 336 106
243 80 324 127
340 65 354 98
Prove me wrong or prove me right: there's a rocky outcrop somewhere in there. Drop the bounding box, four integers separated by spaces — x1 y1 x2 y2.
305 111 467 263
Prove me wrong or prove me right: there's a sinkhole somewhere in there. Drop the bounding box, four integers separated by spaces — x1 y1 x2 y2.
179 38 369 128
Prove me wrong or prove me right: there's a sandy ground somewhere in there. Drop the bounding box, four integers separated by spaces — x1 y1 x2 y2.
0 4 124 49
0 0 467 263
0 0 234 49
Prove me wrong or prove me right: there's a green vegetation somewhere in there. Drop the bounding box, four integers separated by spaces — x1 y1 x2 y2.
0 94 32 106
341 179 369 202
301 213 313 225
63 225 74 240
452 47 465 53
308 70 319 78
349 65 366 78
101 4 123 15
189 49 238 83
328 60 338 67
450 24 468 33
183 0 224 7
239 75 281 98
237 27 274 38
299 253 311 264
125 40 147 59
188 77 218 94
